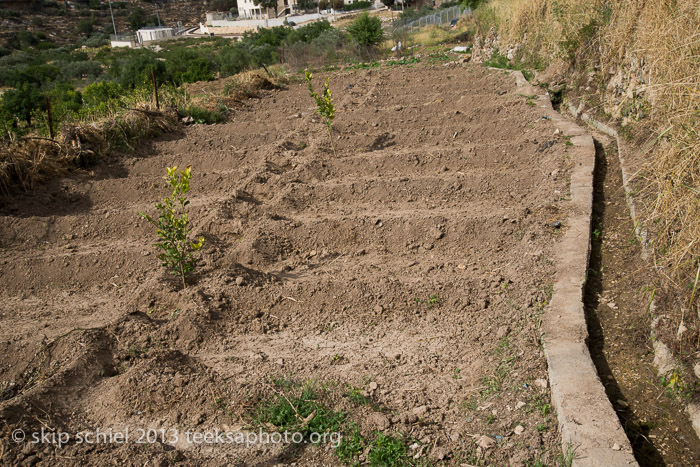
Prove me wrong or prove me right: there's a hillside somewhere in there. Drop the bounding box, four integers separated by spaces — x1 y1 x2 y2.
0 0 208 50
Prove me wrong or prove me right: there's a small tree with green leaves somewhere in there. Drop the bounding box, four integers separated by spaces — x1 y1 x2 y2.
347 12 383 47
140 166 204 289
304 70 335 154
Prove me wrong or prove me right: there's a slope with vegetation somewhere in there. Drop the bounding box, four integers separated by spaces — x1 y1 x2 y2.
0 13 388 197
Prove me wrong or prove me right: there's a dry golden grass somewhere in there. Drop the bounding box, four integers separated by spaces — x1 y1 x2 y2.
404 24 473 47
0 106 177 198
473 0 700 330
0 67 285 199
222 68 287 103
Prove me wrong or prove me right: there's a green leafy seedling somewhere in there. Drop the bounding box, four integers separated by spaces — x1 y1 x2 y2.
140 166 204 289
305 70 336 154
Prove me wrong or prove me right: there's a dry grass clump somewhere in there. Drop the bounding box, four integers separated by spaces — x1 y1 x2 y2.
403 24 471 47
473 0 700 343
629 1 700 302
223 68 287 102
0 139 69 196
0 106 177 198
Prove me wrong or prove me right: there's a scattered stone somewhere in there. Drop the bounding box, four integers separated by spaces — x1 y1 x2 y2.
534 379 548 390
607 302 618 310
475 435 496 450
235 276 245 286
516 401 526 410
368 412 390 431
514 425 525 435
431 446 449 460
412 405 429 417
677 321 688 339
496 325 510 339
612 443 621 451
369 381 378 391
374 305 384 313
616 399 628 409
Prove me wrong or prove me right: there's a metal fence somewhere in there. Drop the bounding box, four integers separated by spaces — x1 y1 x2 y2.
110 33 136 42
392 5 469 33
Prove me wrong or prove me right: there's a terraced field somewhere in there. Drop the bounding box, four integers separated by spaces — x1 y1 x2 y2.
0 63 576 465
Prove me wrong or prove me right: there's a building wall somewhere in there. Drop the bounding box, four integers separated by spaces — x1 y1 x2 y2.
137 28 174 43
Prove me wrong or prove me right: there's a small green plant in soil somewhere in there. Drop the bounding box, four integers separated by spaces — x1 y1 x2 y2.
255 383 344 437
413 294 439 307
345 385 370 406
140 166 205 289
335 423 366 464
181 105 224 124
367 433 410 466
660 369 697 400
305 70 336 154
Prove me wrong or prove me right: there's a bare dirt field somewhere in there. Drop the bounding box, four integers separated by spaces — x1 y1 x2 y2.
0 62 577 465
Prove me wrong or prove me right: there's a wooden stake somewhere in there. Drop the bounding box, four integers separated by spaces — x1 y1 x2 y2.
45 96 54 139
151 69 160 110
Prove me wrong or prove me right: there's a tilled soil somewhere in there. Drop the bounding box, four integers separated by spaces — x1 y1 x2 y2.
0 63 576 465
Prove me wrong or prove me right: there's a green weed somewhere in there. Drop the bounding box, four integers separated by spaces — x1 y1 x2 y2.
335 423 366 463
367 433 410 466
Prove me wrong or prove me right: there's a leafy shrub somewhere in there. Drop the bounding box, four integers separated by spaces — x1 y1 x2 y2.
13 31 39 49
305 71 335 153
219 45 252 76
296 0 316 10
210 0 237 11
284 20 332 44
347 12 383 47
0 8 20 19
81 33 110 48
461 0 486 8
343 0 371 11
46 83 83 127
119 51 171 89
399 4 434 20
77 17 96 35
140 166 205 289
1 83 43 125
59 60 104 81
163 48 216 84
83 80 121 107
129 7 156 30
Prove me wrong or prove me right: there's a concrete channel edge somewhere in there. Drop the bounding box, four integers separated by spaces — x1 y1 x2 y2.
503 69 639 466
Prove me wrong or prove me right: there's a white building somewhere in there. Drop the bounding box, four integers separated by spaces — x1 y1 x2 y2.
236 0 299 19
136 27 174 44
237 0 265 19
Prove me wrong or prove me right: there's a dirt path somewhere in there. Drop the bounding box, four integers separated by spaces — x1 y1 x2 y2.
1 63 576 465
